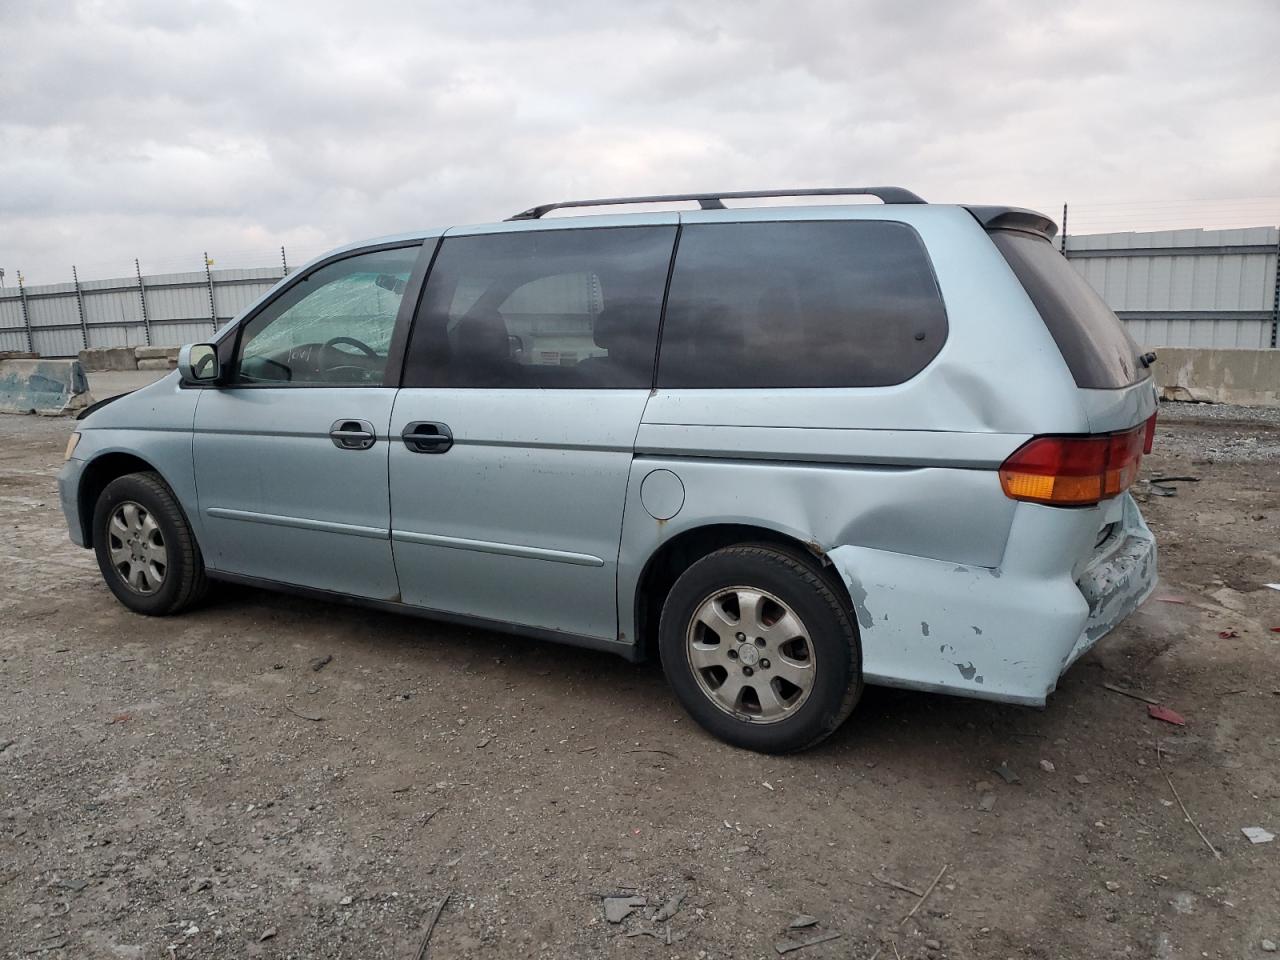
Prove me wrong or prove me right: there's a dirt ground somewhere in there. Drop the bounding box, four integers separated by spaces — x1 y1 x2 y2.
1 406 1277 960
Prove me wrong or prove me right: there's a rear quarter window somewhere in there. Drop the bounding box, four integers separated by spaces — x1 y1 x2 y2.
657 220 947 389
991 230 1146 389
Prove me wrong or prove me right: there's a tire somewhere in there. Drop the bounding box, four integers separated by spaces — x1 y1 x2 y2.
92 471 207 616
658 544 861 753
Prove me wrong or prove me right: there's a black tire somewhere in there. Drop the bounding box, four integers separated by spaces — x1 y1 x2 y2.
92 471 207 616
658 544 861 753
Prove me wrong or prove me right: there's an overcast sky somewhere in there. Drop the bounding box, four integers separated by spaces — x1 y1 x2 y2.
2 0 1278 285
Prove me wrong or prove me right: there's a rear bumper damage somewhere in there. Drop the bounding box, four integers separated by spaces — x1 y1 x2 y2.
828 493 1156 706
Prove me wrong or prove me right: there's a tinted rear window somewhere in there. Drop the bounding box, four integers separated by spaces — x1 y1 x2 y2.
992 230 1145 389
657 220 947 389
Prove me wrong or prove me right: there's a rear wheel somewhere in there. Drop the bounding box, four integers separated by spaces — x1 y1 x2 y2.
658 544 861 753
92 471 207 615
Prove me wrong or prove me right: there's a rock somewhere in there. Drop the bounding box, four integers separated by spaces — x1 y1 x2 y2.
1039 759 1056 773
309 654 333 672
925 939 942 950
189 878 212 893
604 896 646 923
1261 940 1277 953
258 928 277 942
993 763 1021 784
978 793 997 812
1105 881 1121 892
974 780 994 793
789 914 818 928
1073 774 1091 785
339 895 353 906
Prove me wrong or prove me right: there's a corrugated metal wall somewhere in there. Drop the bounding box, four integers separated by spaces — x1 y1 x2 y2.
1064 226 1279 349
0 267 284 356
3 227 1277 356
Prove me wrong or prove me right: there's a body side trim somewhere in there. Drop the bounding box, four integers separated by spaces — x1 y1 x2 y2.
389 530 604 567
205 507 388 540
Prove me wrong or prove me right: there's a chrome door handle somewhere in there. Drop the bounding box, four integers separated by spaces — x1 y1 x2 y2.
401 421 453 454
329 419 377 451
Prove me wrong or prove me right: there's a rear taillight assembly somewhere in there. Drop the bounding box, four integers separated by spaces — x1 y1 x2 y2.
999 414 1157 507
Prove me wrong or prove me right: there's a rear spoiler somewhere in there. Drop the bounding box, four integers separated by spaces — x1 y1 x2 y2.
964 206 1058 241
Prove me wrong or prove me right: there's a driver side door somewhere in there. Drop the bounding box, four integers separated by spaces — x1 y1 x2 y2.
192 242 427 600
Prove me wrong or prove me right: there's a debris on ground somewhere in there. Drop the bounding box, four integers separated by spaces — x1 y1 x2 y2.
1218 629 1240 639
1102 682 1161 705
993 763 1021 784
1148 705 1186 725
978 793 997 812
652 894 685 922
1074 774 1092 785
899 864 948 927
1155 595 1188 604
1241 827 1275 844
872 872 924 897
309 654 333 672
0 739 13 754
1105 881 1121 892
788 914 818 929
1261 939 1277 952
773 930 842 954
604 896 646 923
1165 774 1223 860
258 928 277 942
1039 759 1056 773
411 892 451 960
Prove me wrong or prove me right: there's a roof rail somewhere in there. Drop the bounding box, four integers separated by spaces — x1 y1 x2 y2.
506 187 926 221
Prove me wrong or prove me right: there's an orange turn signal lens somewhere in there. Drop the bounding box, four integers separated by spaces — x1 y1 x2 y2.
999 419 1151 507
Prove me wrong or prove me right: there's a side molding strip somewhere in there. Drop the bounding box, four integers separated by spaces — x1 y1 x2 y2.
391 529 604 567
205 507 389 540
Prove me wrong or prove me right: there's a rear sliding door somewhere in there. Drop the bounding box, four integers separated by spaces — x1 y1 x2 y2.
388 219 677 643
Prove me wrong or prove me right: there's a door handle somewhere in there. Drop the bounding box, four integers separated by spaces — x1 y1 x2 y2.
329 419 377 451
401 421 453 454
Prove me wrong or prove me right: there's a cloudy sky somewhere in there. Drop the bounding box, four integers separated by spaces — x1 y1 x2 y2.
2 0 1278 285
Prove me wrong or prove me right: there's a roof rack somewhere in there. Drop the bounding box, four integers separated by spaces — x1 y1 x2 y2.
506 187 926 221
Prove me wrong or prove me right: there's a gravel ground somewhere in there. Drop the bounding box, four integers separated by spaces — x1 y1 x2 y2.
1 408 1278 960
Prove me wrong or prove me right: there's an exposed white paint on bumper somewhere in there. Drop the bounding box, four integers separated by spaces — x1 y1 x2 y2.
829 493 1157 707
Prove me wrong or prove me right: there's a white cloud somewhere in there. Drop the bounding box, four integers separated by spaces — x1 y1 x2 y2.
2 0 1278 283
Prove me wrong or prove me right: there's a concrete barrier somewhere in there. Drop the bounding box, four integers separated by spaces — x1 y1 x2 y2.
0 359 95 416
1153 348 1280 407
78 346 138 372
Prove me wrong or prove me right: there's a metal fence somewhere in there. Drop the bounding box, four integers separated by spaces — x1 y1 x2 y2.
1063 225 1279 349
3 225 1278 357
0 261 287 356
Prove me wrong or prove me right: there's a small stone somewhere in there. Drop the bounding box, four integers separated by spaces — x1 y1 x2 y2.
1261 940 1277 953
1105 881 1121 892
1039 759 1056 773
789 915 818 929
925 939 942 950
339 895 353 906
1073 774 1091 785
978 793 997 812
258 928 277 942
477 737 491 748
309 654 333 672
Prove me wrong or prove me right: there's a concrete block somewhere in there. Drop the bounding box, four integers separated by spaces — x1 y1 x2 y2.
107 346 138 371
1153 348 1280 407
135 345 180 360
136 357 177 370
0 358 94 416
0 351 39 361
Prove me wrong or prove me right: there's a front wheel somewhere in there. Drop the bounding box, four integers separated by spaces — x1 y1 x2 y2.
658 544 861 753
92 471 207 616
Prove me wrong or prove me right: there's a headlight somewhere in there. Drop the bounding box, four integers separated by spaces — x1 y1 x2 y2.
64 432 81 461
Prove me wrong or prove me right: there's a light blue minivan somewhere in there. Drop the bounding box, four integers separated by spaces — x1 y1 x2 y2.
58 188 1158 752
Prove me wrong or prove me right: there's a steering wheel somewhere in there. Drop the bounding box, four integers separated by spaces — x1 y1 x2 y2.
322 336 378 358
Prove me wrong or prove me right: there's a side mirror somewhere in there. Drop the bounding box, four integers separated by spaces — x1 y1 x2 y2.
178 343 221 384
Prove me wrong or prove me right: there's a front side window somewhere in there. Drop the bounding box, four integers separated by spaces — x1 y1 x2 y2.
402 226 676 389
657 220 948 389
235 245 420 385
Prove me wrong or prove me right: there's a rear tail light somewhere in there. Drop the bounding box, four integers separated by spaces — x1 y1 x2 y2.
999 415 1155 506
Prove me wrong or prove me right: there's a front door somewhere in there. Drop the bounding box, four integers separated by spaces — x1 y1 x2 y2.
388 221 677 642
193 244 423 600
